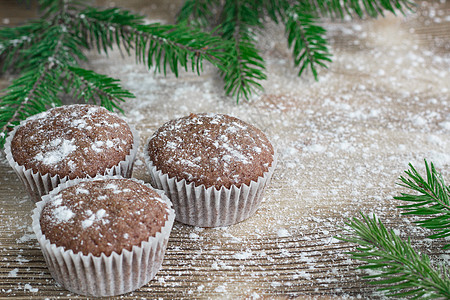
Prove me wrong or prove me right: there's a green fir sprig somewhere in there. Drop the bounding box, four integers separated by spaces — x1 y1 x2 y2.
338 213 450 299
177 0 220 28
177 0 414 99
395 160 450 250
218 0 267 102
284 5 332 79
299 0 414 19
338 161 450 298
0 0 230 148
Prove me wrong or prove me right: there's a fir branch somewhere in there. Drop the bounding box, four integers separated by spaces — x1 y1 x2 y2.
69 7 229 76
0 2 230 148
338 213 450 299
219 0 267 102
0 22 70 147
285 6 332 79
177 0 220 28
300 0 415 19
0 20 50 72
0 66 63 147
395 160 450 250
0 7 132 147
14 23 87 73
64 66 134 112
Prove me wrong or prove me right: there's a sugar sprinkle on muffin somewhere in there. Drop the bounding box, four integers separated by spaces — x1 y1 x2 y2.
32 176 175 297
11 104 134 179
40 178 169 256
5 104 138 202
145 113 277 227
147 113 274 189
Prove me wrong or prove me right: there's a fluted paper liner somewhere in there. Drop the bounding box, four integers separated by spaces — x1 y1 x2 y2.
4 116 139 203
144 143 277 227
32 175 175 297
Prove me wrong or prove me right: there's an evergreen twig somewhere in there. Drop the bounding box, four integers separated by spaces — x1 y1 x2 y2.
177 0 413 100
70 7 229 76
177 0 220 28
338 213 450 299
395 160 450 250
0 1 231 148
64 66 134 112
0 66 62 144
0 21 49 72
218 0 266 102
1 20 74 146
285 6 332 79
300 0 415 19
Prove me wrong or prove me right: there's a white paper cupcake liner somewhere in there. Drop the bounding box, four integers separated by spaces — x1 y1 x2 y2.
4 117 139 203
32 175 175 297
144 144 277 227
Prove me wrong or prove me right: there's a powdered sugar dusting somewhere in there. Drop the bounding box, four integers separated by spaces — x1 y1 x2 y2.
12 104 134 179
148 113 274 188
8 268 19 278
51 206 75 223
34 139 77 166
81 208 108 229
75 187 89 195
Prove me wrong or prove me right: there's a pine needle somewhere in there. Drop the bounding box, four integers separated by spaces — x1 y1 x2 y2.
218 0 267 102
338 213 450 299
177 0 220 28
284 6 332 80
395 160 450 250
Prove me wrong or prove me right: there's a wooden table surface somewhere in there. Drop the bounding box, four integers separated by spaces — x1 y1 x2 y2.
1 0 449 299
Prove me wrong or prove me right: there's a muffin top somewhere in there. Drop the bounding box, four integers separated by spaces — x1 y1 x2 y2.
11 105 134 179
40 178 169 256
147 113 274 189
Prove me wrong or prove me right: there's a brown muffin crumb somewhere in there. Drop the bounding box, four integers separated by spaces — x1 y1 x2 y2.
147 113 274 189
40 178 169 256
11 105 134 179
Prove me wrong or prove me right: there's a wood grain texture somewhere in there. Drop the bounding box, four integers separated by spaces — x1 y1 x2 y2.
1 0 449 299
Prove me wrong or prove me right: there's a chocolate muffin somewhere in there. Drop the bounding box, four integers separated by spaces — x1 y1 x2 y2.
145 113 277 227
40 178 169 256
11 104 134 179
32 176 175 297
5 104 138 202
147 113 274 189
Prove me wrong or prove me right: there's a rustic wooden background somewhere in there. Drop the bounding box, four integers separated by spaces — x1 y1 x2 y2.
1 0 449 299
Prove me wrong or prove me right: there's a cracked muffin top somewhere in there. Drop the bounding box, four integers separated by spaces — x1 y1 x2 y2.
11 104 134 179
39 178 169 256
147 113 274 189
